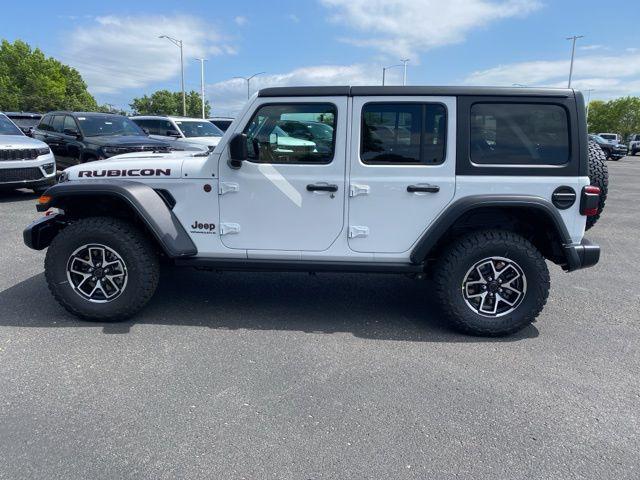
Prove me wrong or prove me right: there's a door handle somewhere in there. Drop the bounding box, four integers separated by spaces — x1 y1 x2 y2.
407 184 440 193
307 183 338 192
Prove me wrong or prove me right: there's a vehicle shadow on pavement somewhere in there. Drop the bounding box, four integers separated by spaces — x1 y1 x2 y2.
0 189 38 204
0 270 539 343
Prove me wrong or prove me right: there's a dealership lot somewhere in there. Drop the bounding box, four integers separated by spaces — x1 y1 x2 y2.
1 160 639 479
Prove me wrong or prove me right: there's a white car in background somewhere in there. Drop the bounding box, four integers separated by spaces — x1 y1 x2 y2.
131 116 224 152
597 133 621 144
0 112 56 193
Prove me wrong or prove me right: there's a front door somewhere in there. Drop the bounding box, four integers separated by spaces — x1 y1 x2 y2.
219 98 347 252
347 96 456 254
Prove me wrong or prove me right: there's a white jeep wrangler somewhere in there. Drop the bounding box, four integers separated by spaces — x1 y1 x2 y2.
24 86 605 336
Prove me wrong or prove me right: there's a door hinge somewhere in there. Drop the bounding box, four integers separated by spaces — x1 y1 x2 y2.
348 226 369 238
220 223 241 235
219 182 239 195
349 184 370 197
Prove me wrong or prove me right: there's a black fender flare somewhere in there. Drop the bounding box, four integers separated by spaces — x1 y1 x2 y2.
26 180 197 257
410 194 577 266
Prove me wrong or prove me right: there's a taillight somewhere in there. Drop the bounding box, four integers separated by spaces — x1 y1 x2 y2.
580 185 600 216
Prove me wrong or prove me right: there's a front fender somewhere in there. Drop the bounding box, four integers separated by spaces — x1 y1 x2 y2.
29 180 197 257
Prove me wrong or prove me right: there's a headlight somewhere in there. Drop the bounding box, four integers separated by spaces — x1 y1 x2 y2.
37 146 50 156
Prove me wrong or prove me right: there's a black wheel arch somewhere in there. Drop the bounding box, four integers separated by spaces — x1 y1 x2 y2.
27 180 197 258
411 195 575 269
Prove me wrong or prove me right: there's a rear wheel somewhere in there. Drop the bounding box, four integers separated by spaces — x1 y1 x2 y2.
433 230 550 336
586 140 609 230
45 217 159 321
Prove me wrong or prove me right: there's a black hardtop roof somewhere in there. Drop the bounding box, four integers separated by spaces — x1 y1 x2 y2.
258 86 574 98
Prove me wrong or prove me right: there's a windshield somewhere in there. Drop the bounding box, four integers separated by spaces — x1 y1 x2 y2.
0 115 23 136
175 120 223 138
8 117 40 128
77 115 145 137
599 134 616 140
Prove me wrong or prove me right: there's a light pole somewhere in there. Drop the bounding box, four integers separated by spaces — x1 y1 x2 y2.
585 88 594 121
566 35 584 88
234 72 266 99
382 64 403 86
196 58 207 119
159 35 186 116
400 59 410 85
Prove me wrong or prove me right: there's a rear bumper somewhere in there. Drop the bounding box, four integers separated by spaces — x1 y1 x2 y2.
564 238 600 271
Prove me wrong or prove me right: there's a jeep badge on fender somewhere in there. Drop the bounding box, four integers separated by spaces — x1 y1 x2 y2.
23 85 603 337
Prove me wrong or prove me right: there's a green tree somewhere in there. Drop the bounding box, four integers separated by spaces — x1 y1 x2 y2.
588 96 640 139
0 39 98 112
130 90 210 117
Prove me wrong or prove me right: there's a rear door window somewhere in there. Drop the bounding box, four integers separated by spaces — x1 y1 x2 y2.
361 103 447 165
470 103 570 165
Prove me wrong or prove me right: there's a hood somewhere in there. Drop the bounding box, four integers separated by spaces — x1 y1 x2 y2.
83 135 170 147
63 152 188 181
179 136 222 147
0 134 48 149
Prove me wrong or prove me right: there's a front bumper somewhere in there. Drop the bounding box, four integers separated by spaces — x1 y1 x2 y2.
0 152 56 187
563 238 600 271
23 213 65 250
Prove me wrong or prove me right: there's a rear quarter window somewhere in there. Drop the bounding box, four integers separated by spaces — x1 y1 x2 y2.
470 103 570 166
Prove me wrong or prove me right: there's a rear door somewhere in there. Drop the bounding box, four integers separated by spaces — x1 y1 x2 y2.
218 97 347 252
347 96 456 254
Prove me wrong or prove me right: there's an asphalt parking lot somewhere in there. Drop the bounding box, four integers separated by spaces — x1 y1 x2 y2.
1 159 639 480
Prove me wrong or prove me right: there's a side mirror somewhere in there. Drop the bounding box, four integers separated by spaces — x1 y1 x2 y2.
228 133 248 169
142 127 150 135
166 129 181 138
63 128 81 139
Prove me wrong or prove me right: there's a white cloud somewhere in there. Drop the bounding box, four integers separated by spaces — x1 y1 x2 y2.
580 44 606 51
234 16 248 26
319 0 542 59
288 14 300 23
208 64 400 116
464 52 640 99
64 15 236 95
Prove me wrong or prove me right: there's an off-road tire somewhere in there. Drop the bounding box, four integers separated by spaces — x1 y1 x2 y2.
586 140 609 230
45 217 159 321
433 230 550 337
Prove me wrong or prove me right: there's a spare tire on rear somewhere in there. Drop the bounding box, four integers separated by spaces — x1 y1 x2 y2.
586 140 608 231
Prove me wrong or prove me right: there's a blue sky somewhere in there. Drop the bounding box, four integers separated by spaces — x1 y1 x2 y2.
2 0 639 115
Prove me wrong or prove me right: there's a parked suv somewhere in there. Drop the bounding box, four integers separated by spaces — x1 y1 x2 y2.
0 112 56 193
628 134 640 156
4 112 42 136
589 134 627 160
208 116 234 132
131 116 224 152
25 86 604 337
33 112 171 168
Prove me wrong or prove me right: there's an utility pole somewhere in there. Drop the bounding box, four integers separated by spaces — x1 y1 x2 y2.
382 64 403 86
159 35 186 116
400 59 410 85
196 58 207 119
566 35 584 88
233 72 266 99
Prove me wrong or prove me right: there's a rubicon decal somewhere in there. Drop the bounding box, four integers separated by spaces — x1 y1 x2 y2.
78 168 172 178
190 220 216 234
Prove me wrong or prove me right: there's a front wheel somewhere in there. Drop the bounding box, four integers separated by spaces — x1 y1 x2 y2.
433 230 550 336
45 217 159 321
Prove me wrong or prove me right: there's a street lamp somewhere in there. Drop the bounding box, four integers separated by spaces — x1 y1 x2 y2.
159 35 186 116
566 35 584 88
234 72 266 99
196 58 207 119
382 64 403 86
400 59 410 85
